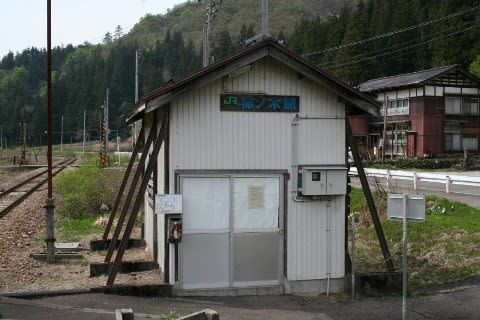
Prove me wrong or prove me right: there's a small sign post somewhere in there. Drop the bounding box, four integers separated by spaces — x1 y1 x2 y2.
387 194 425 320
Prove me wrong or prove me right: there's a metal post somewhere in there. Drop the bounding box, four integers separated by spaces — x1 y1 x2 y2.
1 126 3 150
326 200 331 296
402 194 408 320
83 109 86 155
46 0 55 264
351 214 356 301
61 115 64 152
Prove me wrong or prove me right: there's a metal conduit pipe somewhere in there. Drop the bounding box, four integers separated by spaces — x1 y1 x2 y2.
326 199 332 296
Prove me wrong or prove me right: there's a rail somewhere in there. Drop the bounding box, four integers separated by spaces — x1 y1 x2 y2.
349 167 480 195
0 157 76 218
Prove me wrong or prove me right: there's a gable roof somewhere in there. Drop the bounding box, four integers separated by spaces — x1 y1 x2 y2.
126 38 379 123
358 65 480 93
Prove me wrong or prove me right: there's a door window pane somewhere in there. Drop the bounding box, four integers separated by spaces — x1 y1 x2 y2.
445 97 461 114
233 177 279 230
182 178 230 231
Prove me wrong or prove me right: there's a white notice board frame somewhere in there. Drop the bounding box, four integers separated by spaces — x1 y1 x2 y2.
155 194 183 214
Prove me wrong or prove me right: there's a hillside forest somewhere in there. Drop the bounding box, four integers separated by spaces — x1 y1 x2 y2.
0 0 479 146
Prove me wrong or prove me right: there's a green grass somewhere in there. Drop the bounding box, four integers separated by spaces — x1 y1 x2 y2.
350 187 480 291
55 216 104 242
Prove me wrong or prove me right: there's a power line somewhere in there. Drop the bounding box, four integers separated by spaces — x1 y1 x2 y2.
325 23 480 69
304 5 480 57
321 21 477 68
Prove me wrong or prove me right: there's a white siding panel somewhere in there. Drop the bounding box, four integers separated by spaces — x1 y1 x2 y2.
425 85 435 96
287 196 345 280
167 56 346 281
444 87 461 94
396 89 410 99
462 87 479 95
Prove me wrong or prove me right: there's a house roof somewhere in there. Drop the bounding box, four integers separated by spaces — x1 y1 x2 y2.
358 65 480 93
126 37 379 123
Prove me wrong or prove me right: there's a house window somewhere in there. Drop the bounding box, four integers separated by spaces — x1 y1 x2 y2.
445 96 479 115
444 122 461 151
463 97 479 115
445 97 461 114
445 134 462 151
379 98 409 116
462 135 478 151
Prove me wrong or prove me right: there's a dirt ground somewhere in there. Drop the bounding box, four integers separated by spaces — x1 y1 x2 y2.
0 166 161 294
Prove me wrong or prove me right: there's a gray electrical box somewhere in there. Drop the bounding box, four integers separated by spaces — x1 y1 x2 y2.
300 166 347 196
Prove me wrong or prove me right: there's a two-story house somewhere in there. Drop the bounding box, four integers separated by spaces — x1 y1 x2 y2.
349 65 480 158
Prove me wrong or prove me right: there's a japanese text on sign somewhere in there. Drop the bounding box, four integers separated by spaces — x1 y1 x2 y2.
220 94 299 113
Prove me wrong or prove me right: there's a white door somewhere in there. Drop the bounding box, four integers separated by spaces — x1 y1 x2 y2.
180 175 283 290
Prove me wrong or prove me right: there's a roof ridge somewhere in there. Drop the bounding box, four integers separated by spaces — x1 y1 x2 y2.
361 64 458 84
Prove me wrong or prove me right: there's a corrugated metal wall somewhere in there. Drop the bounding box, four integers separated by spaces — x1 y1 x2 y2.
163 57 346 282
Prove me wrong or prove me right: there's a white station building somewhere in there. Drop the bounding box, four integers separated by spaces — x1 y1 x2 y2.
126 38 378 296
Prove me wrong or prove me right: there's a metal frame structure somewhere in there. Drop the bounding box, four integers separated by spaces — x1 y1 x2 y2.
346 121 395 272
106 117 168 286
104 123 156 263
102 127 145 240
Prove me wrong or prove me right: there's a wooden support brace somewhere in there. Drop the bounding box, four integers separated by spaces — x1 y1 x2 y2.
107 117 168 286
104 123 157 263
103 127 145 240
346 122 395 273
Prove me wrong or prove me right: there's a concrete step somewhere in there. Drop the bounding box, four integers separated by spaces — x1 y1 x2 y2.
89 238 145 251
89 260 159 277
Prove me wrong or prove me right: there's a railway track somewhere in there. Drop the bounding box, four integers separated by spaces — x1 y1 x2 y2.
0 158 76 219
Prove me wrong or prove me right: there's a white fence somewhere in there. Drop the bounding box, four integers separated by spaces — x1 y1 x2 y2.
349 167 480 195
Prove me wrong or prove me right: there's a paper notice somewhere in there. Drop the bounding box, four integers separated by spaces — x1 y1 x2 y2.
248 186 265 209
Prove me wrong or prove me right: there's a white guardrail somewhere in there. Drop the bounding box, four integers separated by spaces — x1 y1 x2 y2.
349 167 480 195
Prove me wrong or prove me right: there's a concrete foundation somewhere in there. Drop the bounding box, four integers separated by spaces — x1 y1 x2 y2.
285 278 345 296
174 285 283 297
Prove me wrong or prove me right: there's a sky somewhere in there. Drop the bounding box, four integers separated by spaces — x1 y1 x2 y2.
0 0 186 56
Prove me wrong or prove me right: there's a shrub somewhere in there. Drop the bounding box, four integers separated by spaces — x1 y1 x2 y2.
366 158 464 170
55 156 120 219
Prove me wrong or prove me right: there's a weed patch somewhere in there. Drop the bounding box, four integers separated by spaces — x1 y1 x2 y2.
56 216 104 242
54 156 121 219
350 188 480 291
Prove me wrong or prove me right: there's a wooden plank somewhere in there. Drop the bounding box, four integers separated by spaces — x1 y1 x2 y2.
103 127 144 240
346 122 395 273
104 124 156 263
107 117 168 286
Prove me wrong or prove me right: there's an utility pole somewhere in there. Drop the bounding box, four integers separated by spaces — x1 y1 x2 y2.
45 0 55 264
60 115 64 152
261 0 269 36
202 0 221 67
134 49 139 148
382 96 389 164
106 88 109 153
1 126 3 150
83 109 86 155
